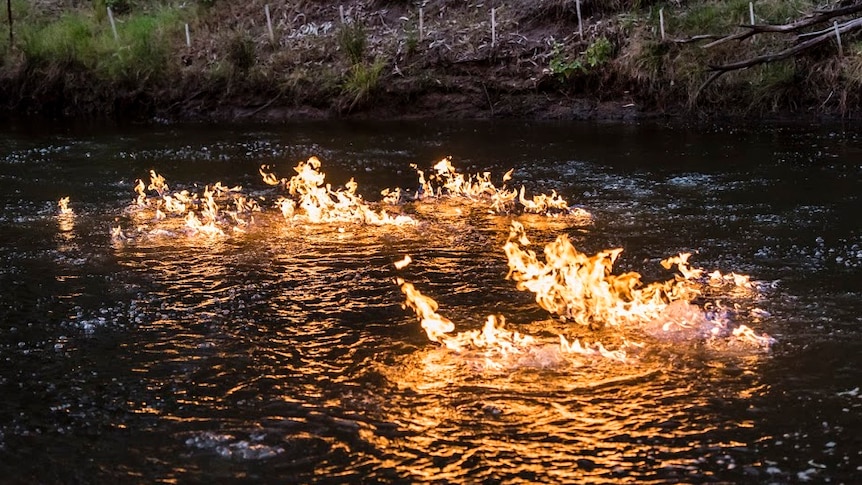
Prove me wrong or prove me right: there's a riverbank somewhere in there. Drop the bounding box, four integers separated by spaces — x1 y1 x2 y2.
2 0 861 122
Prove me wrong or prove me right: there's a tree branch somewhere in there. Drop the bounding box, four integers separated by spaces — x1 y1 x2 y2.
694 17 862 101
685 1 862 48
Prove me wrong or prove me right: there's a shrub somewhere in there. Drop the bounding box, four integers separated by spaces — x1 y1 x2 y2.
338 23 367 65
342 58 385 109
548 42 583 79
585 37 613 68
227 32 256 72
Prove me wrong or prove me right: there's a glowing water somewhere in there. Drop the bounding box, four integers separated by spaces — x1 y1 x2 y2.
0 121 859 483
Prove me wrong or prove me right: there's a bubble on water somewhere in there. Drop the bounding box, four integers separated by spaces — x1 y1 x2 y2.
185 431 284 460
218 440 284 460
185 431 234 449
797 466 822 482
836 387 859 397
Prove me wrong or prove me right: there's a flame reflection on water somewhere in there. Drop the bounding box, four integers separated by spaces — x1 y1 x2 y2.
3 122 862 483
100 157 776 482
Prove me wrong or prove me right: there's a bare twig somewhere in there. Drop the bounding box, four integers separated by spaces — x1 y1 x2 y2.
695 17 862 99
694 1 862 48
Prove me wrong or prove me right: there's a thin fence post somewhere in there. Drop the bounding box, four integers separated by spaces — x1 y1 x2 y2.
419 7 423 40
107 6 119 43
659 8 665 41
575 0 583 40
834 21 843 56
749 2 755 25
339 5 345 24
185 23 191 48
265 4 274 42
491 7 496 49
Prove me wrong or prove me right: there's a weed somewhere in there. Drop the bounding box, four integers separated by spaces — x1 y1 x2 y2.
19 14 96 69
341 58 385 110
549 37 615 80
548 42 583 80
585 37 613 68
338 23 367 65
404 26 419 58
227 32 256 73
756 0 816 24
102 7 180 81
832 43 862 88
671 0 814 35
17 5 181 82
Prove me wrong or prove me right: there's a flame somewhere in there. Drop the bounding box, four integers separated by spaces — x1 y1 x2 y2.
263 157 415 226
111 154 775 370
504 221 705 329
118 156 416 243
394 255 412 270
117 156 591 244
58 196 73 215
730 324 776 348
396 226 772 368
57 196 75 233
396 272 631 365
517 186 569 214
414 157 587 218
147 170 168 196
259 165 281 186
397 278 457 345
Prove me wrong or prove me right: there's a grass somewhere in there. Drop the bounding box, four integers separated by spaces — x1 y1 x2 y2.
1 0 858 118
15 3 182 81
613 0 827 110
338 23 367 65
226 31 256 73
99 7 182 81
19 14 96 69
341 58 385 110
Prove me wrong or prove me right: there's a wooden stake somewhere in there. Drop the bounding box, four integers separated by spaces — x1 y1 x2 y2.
749 2 755 25
107 6 118 42
576 0 583 40
834 20 843 56
659 8 665 40
491 7 496 49
265 4 274 42
339 5 345 24
419 7 423 40
185 23 191 48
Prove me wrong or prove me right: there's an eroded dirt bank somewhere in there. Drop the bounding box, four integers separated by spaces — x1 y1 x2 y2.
2 0 861 122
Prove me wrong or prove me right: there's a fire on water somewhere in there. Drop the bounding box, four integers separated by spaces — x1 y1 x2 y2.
108 154 774 368
395 221 774 369
112 156 591 243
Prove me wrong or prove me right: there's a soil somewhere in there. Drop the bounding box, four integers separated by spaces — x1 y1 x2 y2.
2 0 859 123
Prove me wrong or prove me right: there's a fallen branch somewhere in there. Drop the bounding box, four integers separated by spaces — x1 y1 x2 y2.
694 17 862 101
681 1 862 48
672 33 723 44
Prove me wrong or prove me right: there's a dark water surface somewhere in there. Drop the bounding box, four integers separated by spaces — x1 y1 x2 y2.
0 120 860 483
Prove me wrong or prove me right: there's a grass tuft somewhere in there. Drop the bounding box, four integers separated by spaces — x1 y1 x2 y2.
341 58 385 110
338 22 367 65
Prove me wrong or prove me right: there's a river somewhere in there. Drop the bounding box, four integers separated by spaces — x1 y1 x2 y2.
0 120 860 483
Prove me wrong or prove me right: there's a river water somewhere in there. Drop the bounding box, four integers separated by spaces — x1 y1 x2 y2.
0 120 860 483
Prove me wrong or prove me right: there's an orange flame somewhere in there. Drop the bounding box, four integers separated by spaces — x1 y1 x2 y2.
57 196 75 234
504 221 706 329
395 257 631 365
58 196 73 215
414 157 586 217
263 157 415 226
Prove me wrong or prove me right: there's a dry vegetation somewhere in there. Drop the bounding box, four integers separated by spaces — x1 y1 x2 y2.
1 0 861 119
